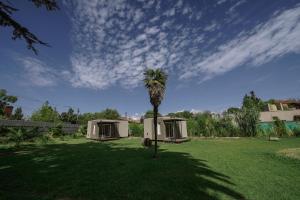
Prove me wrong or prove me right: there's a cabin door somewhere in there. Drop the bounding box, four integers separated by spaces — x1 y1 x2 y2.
165 122 175 138
101 123 112 137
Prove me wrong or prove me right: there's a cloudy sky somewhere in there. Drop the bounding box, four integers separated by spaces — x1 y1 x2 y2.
1 0 300 117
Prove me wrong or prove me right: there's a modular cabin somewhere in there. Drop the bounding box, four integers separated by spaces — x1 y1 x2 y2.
144 117 188 142
87 119 128 140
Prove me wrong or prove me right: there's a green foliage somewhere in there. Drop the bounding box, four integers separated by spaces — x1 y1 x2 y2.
226 107 240 114
293 127 300 137
48 123 64 137
101 108 121 119
31 101 61 123
74 125 87 138
273 117 287 137
0 126 9 137
6 127 41 146
167 110 193 119
144 69 168 107
0 89 18 117
235 91 261 137
144 110 162 118
60 108 77 124
11 107 24 120
78 108 121 125
214 115 240 137
186 112 240 137
129 123 143 137
186 118 199 136
7 128 24 147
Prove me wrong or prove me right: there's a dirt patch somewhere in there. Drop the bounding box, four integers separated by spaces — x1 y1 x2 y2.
278 148 300 160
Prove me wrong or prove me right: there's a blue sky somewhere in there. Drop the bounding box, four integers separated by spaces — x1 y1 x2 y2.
1 0 300 118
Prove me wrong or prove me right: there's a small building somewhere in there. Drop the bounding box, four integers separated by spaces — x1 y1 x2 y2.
260 100 300 122
144 117 188 142
86 119 128 140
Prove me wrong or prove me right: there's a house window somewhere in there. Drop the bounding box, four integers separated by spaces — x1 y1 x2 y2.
294 116 300 121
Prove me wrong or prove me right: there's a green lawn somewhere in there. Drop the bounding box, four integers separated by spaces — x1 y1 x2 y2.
0 137 300 200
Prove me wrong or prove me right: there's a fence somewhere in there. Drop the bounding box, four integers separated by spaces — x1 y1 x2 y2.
259 121 300 131
0 119 81 134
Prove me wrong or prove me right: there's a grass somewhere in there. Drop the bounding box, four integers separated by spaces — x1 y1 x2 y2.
0 137 300 200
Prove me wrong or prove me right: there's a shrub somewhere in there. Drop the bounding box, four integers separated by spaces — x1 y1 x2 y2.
187 119 199 136
7 128 25 147
0 126 9 137
48 123 64 137
293 127 300 137
35 133 52 145
74 125 87 138
273 118 287 137
129 123 143 137
22 127 40 141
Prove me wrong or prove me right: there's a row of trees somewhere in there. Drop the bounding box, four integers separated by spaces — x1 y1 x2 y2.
0 89 121 125
168 91 264 137
30 101 121 124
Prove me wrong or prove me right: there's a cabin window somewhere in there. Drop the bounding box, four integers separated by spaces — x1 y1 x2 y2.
294 116 300 121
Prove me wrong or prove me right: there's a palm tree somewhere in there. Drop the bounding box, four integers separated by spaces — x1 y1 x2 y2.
144 68 167 158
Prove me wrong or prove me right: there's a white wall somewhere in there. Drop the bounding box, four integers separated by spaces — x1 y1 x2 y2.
260 110 300 122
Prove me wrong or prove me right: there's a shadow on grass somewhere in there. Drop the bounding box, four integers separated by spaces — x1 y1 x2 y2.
0 140 244 200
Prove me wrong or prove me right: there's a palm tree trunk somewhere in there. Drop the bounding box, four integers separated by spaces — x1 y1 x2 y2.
153 106 158 158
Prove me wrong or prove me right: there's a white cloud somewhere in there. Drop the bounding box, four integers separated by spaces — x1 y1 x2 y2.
63 1 300 90
227 0 246 14
180 5 300 81
217 0 227 5
63 0 202 90
204 21 219 32
19 57 58 87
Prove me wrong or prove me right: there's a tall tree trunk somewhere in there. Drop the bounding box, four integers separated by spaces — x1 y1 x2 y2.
153 106 158 158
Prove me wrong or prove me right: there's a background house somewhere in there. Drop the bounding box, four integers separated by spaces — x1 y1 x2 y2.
260 100 300 122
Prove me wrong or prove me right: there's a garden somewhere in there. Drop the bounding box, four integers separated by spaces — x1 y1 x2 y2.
1 137 300 200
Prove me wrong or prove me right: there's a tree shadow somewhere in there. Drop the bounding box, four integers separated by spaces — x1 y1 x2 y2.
0 140 245 200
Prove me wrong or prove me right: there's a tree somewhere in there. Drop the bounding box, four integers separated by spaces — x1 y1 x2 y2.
60 108 77 124
12 107 23 120
167 110 193 119
31 101 60 122
235 91 261 136
226 107 240 114
101 108 120 119
144 68 167 158
0 0 59 54
144 110 162 118
0 89 17 117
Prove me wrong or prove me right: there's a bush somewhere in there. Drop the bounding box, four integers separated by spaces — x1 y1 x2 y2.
129 123 143 137
7 128 26 147
187 119 199 136
22 127 40 141
0 126 9 137
35 133 52 145
74 125 87 138
48 123 65 137
7 127 42 146
293 127 300 137
273 118 287 137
